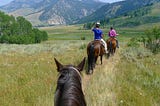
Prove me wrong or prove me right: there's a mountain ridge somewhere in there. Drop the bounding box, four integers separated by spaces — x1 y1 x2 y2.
77 0 160 24
1 0 160 26
0 0 105 26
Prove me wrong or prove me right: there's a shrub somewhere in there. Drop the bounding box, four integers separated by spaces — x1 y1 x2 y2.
127 37 140 47
80 36 86 40
144 26 160 53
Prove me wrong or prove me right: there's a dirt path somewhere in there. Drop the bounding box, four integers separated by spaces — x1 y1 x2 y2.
82 50 120 105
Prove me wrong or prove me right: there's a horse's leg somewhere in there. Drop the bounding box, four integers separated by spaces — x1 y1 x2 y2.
107 48 110 59
87 55 91 74
100 55 103 64
111 47 114 55
95 56 98 65
107 52 110 59
114 48 116 53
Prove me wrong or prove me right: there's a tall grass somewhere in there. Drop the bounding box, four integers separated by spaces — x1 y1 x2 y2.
1 24 160 106
115 46 160 106
0 39 87 106
84 53 120 106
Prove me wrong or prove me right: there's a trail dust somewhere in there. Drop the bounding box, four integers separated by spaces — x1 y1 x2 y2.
82 49 120 106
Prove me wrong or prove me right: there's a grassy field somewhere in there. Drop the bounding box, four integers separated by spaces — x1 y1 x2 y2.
0 24 160 106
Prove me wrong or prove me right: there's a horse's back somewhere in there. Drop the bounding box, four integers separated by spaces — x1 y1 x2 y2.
87 40 104 55
106 37 116 48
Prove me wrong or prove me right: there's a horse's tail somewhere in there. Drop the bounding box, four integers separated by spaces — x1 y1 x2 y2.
87 44 94 74
107 41 112 58
89 44 94 58
109 41 112 52
88 44 94 64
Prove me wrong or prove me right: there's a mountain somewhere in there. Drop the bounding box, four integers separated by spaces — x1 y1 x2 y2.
0 0 43 12
78 0 160 23
107 2 160 27
0 0 104 26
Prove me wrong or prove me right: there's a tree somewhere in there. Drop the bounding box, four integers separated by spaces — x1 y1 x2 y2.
0 11 48 44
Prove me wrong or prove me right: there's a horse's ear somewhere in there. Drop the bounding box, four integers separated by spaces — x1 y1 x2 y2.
54 58 63 72
76 57 86 71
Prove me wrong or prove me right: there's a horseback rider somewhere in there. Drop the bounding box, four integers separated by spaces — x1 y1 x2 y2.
108 27 119 48
92 22 108 53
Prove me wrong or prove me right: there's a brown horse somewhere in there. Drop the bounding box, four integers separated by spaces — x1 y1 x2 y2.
106 37 117 58
87 40 105 74
54 58 86 106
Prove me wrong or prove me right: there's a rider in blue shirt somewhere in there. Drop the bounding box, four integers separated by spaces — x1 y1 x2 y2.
92 22 108 53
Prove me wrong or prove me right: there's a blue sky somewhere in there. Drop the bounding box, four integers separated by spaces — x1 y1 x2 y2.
0 0 123 6
99 0 124 3
0 0 13 6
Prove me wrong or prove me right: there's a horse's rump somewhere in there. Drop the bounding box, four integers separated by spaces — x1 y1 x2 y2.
87 40 104 54
106 37 117 57
87 40 105 74
106 37 116 43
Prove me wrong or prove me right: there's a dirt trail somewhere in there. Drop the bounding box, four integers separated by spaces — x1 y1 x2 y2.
82 50 120 105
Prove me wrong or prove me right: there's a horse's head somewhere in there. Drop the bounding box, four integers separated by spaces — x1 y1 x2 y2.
54 58 86 106
54 58 86 84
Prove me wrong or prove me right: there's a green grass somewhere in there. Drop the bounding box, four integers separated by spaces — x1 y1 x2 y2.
0 40 88 106
0 52 55 106
40 25 93 40
115 47 160 106
0 24 160 106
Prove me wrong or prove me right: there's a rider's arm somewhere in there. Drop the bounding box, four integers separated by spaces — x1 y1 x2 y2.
108 32 110 37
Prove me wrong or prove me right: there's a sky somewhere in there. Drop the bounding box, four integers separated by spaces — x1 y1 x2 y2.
0 0 124 6
99 0 124 3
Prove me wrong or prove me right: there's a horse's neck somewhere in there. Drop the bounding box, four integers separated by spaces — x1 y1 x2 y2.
63 78 82 92
55 67 86 106
56 80 85 106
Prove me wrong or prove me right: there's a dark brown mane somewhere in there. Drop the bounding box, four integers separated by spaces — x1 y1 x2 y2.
54 58 86 106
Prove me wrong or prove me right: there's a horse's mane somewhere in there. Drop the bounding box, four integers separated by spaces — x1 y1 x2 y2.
55 66 86 106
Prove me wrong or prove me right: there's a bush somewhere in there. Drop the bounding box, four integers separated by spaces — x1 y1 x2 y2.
0 12 48 44
144 26 160 53
127 37 140 47
80 36 86 40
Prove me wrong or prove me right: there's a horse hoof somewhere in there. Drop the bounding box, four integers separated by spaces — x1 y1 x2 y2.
87 70 93 75
90 70 93 74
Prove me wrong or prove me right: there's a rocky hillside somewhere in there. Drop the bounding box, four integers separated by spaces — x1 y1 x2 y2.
0 0 104 26
78 0 160 23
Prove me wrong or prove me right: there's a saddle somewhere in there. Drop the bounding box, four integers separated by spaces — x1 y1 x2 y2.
108 37 116 41
89 40 104 47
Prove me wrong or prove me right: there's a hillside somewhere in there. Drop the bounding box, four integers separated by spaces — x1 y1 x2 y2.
0 0 104 26
78 0 160 23
107 2 160 27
